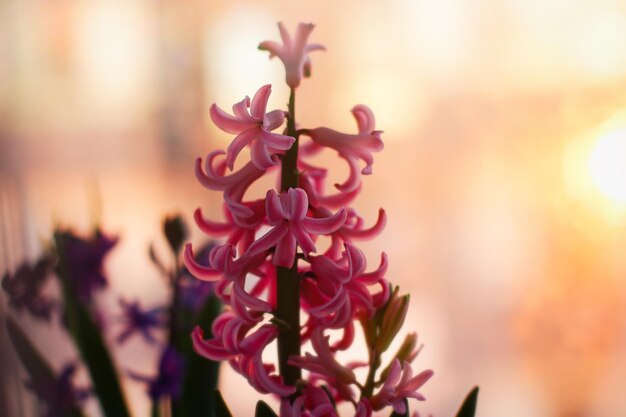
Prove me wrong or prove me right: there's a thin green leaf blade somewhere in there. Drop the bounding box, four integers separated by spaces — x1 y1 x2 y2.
455 386 479 417
213 390 233 417
171 293 221 417
255 400 279 417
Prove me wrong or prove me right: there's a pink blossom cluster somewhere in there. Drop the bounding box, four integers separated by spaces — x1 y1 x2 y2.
185 22 432 416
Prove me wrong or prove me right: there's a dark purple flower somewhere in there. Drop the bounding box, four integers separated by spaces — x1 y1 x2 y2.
116 298 165 345
128 346 185 400
25 363 90 417
56 229 117 302
2 256 55 320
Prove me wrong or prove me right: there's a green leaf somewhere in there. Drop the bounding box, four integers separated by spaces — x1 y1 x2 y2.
389 398 409 417
255 400 278 417
172 294 222 417
455 386 479 417
54 232 131 417
5 316 85 417
213 390 233 417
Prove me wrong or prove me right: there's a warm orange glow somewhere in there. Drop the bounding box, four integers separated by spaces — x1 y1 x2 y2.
589 128 626 205
3 1 626 416
564 114 626 223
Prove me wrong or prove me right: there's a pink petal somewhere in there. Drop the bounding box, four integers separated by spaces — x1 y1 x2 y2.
232 96 253 121
250 140 277 170
404 369 434 392
308 284 347 317
266 189 288 224
310 254 351 282
225 195 254 219
258 40 283 58
277 21 292 48
226 128 259 170
391 399 407 415
231 295 261 323
384 359 403 388
335 155 361 192
291 225 316 255
293 23 316 57
345 243 366 277
332 321 355 351
250 84 272 120
222 318 246 352
194 208 233 236
183 244 221 281
306 43 326 53
263 109 286 131
346 208 387 240
247 223 289 257
261 130 295 150
239 324 277 354
273 231 297 267
359 252 388 284
233 277 272 313
207 244 236 272
352 104 376 133
192 326 232 361
209 103 255 134
302 208 347 234
288 188 309 220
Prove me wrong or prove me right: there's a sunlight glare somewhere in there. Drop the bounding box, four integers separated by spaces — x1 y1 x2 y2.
589 129 626 205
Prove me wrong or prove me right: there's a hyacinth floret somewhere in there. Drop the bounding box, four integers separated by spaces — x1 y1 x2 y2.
185 22 432 416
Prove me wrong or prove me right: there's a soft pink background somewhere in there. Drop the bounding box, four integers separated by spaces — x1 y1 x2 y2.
2 1 626 416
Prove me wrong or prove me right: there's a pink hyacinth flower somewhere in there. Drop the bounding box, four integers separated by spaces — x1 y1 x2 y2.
288 327 356 386
195 150 266 218
184 243 271 321
210 84 295 170
301 105 383 191
304 244 389 328
324 207 386 258
354 399 373 417
259 22 325 89
298 160 362 209
193 199 265 254
369 359 433 414
192 319 295 397
281 386 337 417
246 188 346 268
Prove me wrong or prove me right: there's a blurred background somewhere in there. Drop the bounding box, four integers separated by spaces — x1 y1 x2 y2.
1 0 626 416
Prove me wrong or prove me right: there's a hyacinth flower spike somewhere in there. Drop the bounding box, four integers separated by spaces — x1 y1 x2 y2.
184 21 436 417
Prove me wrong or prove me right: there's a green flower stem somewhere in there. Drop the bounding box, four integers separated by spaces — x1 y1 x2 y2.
362 351 381 398
276 88 302 390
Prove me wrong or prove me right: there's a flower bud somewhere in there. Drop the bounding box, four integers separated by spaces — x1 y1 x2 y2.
374 287 409 354
378 332 420 383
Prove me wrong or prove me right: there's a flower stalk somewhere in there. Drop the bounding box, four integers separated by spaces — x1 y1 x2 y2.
276 87 302 388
